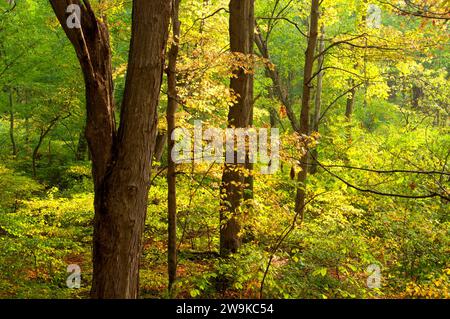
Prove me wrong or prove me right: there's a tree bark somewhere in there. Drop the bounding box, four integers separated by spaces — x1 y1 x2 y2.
49 0 171 299
220 0 254 256
309 25 325 175
295 0 320 216
166 0 181 293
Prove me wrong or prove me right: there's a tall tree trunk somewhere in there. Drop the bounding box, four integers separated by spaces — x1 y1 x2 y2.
309 25 325 175
9 88 17 156
220 0 254 256
295 0 320 216
166 0 181 294
49 0 171 299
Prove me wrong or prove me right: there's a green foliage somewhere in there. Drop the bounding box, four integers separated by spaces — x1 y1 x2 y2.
0 0 448 300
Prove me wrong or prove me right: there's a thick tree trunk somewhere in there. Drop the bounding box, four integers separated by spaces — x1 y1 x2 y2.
166 0 181 293
295 0 320 216
309 25 325 175
220 0 254 256
49 0 171 299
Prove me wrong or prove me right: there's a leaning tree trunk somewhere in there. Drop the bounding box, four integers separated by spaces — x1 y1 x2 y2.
220 0 254 256
49 0 171 299
166 0 181 293
295 0 320 216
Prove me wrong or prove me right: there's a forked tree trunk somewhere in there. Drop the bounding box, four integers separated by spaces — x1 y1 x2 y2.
220 0 254 256
49 0 171 299
295 0 320 216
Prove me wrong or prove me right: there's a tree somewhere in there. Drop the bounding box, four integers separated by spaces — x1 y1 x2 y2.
309 24 325 174
294 0 320 216
220 0 255 256
49 0 172 298
255 22 301 133
166 0 181 293
32 113 68 177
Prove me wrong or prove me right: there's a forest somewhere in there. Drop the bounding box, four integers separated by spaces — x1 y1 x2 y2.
0 0 448 300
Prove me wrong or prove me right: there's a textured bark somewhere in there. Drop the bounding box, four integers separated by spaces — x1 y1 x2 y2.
166 0 181 293
220 0 254 256
49 0 171 299
309 25 325 175
295 0 320 216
